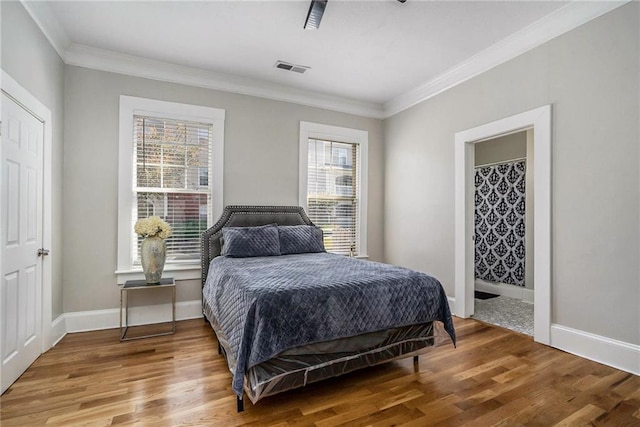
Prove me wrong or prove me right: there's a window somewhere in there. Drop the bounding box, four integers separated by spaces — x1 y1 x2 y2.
299 122 368 257
133 116 210 264
117 96 224 281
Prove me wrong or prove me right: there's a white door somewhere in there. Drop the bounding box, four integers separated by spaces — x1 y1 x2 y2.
1 92 44 394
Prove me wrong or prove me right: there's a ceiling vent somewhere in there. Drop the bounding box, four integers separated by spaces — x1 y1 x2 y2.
275 61 310 74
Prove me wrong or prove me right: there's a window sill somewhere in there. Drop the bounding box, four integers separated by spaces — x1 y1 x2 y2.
115 264 201 284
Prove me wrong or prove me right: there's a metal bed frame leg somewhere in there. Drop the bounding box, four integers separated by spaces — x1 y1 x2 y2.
413 355 419 364
237 395 244 412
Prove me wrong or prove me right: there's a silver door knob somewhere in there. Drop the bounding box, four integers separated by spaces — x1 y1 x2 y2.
37 248 50 257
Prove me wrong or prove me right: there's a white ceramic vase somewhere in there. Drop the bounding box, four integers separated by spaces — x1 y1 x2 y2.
140 236 166 283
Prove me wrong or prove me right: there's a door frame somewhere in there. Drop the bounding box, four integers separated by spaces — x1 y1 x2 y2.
454 105 551 345
1 70 53 352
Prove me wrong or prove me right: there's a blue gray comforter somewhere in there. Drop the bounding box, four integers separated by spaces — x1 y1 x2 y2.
203 252 456 396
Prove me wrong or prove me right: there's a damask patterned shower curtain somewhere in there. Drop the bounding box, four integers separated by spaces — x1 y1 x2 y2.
474 160 526 287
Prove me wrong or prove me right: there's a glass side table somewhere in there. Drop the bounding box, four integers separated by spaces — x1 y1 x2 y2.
119 277 176 341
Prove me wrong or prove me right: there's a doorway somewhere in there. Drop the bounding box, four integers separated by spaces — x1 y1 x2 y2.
454 105 551 345
471 130 534 335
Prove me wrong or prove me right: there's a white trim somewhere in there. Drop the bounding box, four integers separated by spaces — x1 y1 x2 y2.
447 297 455 317
1 70 54 352
22 1 627 119
452 296 640 375
54 306 640 378
550 324 640 376
475 279 534 304
116 96 225 282
454 105 551 345
299 121 369 257
65 300 203 333
51 314 67 347
383 1 630 117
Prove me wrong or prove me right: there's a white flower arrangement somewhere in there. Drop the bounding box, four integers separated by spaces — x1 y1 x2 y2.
134 216 172 239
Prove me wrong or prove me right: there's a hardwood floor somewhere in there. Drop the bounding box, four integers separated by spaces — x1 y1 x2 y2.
1 317 639 426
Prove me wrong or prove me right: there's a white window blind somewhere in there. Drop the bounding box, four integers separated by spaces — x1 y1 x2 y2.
307 138 360 256
132 115 212 264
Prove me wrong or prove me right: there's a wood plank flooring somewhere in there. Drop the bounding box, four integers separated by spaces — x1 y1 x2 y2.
1 317 639 426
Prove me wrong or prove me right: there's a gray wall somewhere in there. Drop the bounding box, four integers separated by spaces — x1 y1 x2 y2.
1 2 65 320
474 132 526 167
63 66 384 312
5 0 639 348
384 3 639 344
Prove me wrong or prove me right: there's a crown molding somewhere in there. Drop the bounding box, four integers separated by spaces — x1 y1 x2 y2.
20 0 629 120
20 1 383 118
64 43 385 118
383 0 630 118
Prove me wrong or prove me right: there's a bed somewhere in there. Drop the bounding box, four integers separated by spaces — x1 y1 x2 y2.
201 205 455 411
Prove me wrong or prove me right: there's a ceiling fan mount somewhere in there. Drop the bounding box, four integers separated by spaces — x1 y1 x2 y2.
304 0 406 30
304 0 327 30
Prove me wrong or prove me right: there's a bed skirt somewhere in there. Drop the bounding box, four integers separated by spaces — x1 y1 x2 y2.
203 298 449 404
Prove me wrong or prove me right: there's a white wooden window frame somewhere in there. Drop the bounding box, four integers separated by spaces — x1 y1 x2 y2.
116 96 224 283
299 121 368 258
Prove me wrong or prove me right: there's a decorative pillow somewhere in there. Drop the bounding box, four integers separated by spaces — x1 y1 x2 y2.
221 224 280 258
278 225 325 255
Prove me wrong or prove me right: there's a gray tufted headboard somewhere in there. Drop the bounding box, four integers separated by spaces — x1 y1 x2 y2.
200 205 314 288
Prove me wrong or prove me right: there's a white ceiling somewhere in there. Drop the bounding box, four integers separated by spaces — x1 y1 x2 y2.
23 1 625 117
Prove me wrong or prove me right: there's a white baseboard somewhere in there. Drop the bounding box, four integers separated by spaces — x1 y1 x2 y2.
447 296 455 315
450 295 639 376
475 279 534 303
54 298 640 377
550 324 640 376
51 314 67 346
64 300 203 333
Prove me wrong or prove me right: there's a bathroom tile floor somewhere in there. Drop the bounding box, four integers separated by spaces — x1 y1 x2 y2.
472 295 534 336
